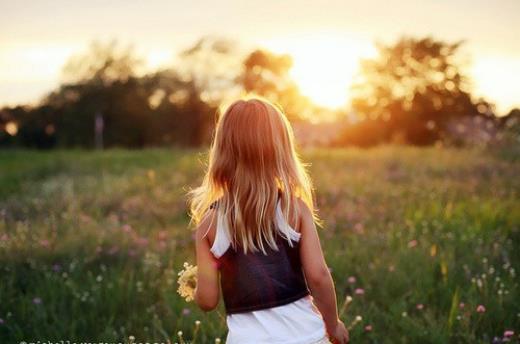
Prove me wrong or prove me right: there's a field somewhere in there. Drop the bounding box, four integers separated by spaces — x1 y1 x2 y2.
0 146 519 343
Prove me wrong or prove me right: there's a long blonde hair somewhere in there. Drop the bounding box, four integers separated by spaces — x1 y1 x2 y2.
188 96 319 254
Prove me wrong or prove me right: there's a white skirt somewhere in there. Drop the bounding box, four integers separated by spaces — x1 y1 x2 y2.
225 295 327 344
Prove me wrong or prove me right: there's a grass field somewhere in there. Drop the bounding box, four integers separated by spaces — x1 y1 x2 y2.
0 146 519 343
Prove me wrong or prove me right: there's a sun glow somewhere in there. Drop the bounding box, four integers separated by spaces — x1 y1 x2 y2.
264 33 376 109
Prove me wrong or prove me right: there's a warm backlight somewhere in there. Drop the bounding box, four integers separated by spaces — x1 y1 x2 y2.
265 33 376 109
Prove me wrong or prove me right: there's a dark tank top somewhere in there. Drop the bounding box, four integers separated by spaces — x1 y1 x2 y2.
210 199 310 314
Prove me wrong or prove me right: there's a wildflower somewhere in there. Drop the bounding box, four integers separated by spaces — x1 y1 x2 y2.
407 239 418 248
122 224 132 233
416 304 424 310
354 288 365 295
177 262 198 302
158 230 168 240
364 325 373 332
33 297 42 305
401 311 408 317
347 276 356 284
195 320 201 327
108 246 119 255
476 305 486 313
215 338 222 343
459 302 465 309
52 264 62 272
147 169 155 181
430 244 437 257
40 239 50 247
347 315 363 330
0 318 4 325
353 223 364 234
504 330 514 338
135 237 149 247
182 308 191 316
339 295 353 316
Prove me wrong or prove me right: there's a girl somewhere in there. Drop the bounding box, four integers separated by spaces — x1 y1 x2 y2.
188 97 349 344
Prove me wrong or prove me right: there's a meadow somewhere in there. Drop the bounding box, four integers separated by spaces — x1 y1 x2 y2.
0 146 519 343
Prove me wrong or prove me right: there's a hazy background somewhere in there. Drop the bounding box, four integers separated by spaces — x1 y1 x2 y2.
2 0 519 113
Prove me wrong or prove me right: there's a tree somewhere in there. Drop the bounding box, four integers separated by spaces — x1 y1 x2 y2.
341 36 492 146
62 39 142 87
177 36 244 106
241 49 312 122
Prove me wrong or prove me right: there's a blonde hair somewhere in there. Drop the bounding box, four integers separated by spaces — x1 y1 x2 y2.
188 96 319 254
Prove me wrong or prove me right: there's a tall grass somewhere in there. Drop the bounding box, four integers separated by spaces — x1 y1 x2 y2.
0 146 518 343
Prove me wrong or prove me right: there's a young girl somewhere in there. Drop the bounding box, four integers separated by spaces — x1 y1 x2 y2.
188 97 349 344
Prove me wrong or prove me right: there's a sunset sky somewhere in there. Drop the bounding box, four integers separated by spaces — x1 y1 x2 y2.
1 0 519 115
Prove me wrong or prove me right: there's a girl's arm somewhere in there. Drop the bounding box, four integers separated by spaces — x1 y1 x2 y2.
298 200 349 343
194 210 220 311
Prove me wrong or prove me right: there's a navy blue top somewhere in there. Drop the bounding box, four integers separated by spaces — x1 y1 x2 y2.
210 199 310 314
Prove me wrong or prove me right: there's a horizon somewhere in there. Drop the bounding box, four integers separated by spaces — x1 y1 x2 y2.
1 0 519 116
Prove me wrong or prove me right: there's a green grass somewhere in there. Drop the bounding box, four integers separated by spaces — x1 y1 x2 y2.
0 146 519 343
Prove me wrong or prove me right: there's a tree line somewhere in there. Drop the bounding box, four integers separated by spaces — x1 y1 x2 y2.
0 36 518 149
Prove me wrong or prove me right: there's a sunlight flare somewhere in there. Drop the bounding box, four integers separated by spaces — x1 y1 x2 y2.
264 33 376 109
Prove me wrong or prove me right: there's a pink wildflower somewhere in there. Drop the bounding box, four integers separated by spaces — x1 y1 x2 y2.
33 297 42 305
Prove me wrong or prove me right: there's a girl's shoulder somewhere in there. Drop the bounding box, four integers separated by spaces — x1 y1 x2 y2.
195 204 218 248
206 195 306 236
289 197 308 235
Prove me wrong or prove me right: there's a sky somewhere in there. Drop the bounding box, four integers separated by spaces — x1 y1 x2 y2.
1 0 519 115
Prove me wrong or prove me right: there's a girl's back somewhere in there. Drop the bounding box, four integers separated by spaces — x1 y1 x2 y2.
206 195 326 343
188 97 349 343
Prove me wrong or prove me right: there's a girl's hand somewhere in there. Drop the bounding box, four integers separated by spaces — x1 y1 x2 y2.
327 320 349 344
